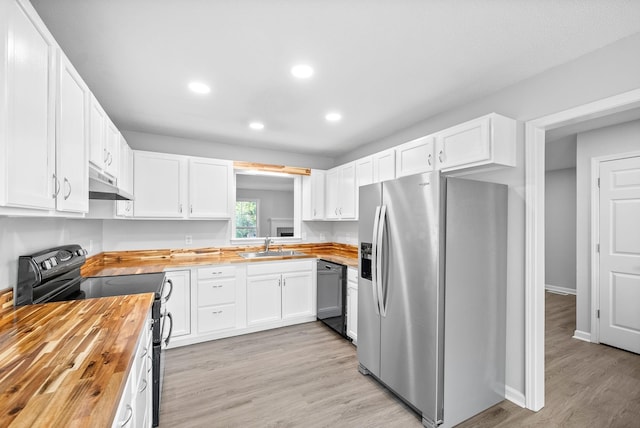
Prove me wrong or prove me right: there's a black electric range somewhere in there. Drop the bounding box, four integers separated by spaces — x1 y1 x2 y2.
15 244 172 427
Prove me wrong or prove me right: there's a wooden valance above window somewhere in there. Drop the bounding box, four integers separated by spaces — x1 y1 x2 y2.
233 161 311 176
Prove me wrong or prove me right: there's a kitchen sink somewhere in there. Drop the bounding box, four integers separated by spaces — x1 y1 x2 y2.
238 250 307 259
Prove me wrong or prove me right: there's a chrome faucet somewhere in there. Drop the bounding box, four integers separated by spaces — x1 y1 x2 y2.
264 236 273 252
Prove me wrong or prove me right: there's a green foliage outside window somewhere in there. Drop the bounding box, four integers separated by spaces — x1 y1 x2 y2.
236 200 258 238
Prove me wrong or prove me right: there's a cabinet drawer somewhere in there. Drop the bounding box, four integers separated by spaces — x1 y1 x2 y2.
198 265 236 278
197 304 236 333
198 277 236 306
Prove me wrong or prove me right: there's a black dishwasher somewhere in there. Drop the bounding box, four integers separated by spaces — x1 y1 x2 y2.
317 259 349 340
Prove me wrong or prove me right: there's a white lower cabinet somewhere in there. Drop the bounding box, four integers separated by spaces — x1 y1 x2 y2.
165 260 316 348
164 270 191 338
112 310 152 428
346 267 358 344
247 260 316 327
196 265 238 334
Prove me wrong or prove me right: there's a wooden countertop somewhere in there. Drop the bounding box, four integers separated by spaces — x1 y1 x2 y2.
82 243 358 277
0 293 154 428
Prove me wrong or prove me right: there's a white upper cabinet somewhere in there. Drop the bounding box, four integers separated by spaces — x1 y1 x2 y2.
395 135 434 178
188 157 232 219
55 51 89 213
0 0 56 210
373 149 396 182
88 95 106 169
116 136 133 217
356 156 374 187
434 113 516 173
104 117 120 179
133 151 232 219
325 161 356 220
302 169 325 220
134 151 186 218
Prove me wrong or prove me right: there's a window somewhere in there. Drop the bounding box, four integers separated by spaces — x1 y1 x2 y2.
235 199 259 238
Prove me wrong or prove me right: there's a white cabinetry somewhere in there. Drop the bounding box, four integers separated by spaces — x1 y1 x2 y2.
395 135 434 178
116 137 134 217
325 161 356 220
104 118 120 178
55 51 88 213
373 149 396 183
302 169 325 220
88 95 106 169
356 156 374 187
346 267 358 344
196 266 238 334
112 310 152 428
247 260 316 327
134 151 185 218
164 270 191 339
188 157 232 219
0 0 56 211
133 151 232 219
434 113 516 173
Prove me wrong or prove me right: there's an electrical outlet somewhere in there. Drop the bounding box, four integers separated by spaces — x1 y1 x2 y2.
185 235 193 245
319 233 326 241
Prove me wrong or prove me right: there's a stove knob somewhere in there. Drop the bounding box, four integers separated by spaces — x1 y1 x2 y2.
76 249 86 256
41 260 52 270
49 257 58 266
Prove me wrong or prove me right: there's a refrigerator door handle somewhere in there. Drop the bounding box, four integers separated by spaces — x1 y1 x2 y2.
377 205 387 317
371 205 382 315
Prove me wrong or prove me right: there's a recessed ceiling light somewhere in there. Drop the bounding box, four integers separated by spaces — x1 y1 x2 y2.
325 112 342 122
188 81 210 94
291 64 314 79
249 122 265 130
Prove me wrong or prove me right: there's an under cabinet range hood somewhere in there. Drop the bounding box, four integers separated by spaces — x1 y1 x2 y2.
88 167 133 201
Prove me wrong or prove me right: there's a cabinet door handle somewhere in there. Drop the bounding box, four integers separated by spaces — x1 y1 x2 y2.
339 207 342 215
63 178 72 200
212 310 223 314
438 150 444 163
107 152 113 166
212 284 223 288
140 347 148 359
179 204 183 213
427 153 432 166
335 208 338 215
190 204 193 214
120 404 133 427
138 378 148 393
103 148 109 163
278 278 281 287
52 174 61 198
211 271 223 275
283 279 286 287
313 208 316 217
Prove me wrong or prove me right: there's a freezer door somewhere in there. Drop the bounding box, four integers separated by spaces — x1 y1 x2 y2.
357 183 382 376
379 172 444 422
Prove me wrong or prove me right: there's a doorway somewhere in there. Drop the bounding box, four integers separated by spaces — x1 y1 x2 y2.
524 88 640 411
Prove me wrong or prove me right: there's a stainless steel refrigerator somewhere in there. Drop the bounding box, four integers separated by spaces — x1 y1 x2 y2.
358 172 507 428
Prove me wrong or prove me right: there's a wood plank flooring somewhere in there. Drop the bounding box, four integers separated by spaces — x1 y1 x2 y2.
160 292 640 427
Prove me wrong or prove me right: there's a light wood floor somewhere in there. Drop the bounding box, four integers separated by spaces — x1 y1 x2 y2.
160 292 640 427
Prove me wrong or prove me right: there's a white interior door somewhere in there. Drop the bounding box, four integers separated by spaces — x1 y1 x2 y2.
599 156 640 354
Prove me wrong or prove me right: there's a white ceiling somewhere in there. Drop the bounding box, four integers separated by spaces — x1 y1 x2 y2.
31 0 640 158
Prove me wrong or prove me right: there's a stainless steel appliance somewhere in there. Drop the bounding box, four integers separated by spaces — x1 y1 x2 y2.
316 259 348 339
358 173 507 428
15 245 171 427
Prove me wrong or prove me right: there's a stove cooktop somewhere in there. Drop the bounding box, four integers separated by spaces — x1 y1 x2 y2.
55 273 166 301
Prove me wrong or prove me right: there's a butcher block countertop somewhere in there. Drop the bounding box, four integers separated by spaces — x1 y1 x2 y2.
0 293 154 428
82 242 358 277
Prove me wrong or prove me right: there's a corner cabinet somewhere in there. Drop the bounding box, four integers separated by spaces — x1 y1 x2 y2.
302 169 326 220
434 113 516 173
247 260 316 327
133 151 232 219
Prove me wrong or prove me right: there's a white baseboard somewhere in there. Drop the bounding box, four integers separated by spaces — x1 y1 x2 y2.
505 385 526 408
545 284 576 295
572 330 592 342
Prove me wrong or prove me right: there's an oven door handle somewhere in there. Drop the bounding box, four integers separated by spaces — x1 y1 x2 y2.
162 279 173 303
163 312 173 347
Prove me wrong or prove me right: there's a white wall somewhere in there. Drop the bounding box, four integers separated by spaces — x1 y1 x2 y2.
0 218 102 290
545 168 577 291
335 32 640 401
123 130 335 170
575 119 640 336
